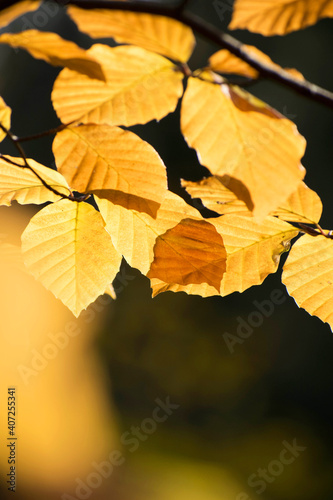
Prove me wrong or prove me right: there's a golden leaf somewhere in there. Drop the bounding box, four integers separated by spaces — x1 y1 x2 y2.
0 0 41 28
229 0 333 35
183 177 322 224
21 200 122 317
53 124 167 216
147 218 227 292
181 76 306 219
52 44 184 126
182 176 249 216
271 182 322 224
282 233 333 330
211 215 299 295
67 6 195 63
0 96 11 142
97 190 200 275
209 45 304 80
0 30 105 80
0 156 71 206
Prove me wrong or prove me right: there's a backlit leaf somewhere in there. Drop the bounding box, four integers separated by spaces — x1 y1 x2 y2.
183 177 322 223
53 124 167 216
181 76 306 219
150 214 297 297
52 44 184 127
229 0 333 35
147 218 227 292
0 0 41 28
0 156 71 206
209 45 304 80
211 215 299 295
0 30 105 80
67 6 195 63
282 234 333 330
271 182 322 224
21 200 122 317
0 97 11 142
97 190 200 275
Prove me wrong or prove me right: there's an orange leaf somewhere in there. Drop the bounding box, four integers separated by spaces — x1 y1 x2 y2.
0 30 105 80
229 0 333 35
0 0 41 28
67 6 195 63
52 44 184 127
147 218 227 292
282 233 333 330
209 45 304 81
53 124 167 217
181 76 306 220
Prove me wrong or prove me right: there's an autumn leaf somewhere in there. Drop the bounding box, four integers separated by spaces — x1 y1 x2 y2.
147 218 227 292
97 190 200 275
210 215 299 296
229 0 333 35
53 124 167 216
67 6 195 63
282 233 333 330
0 30 105 80
272 182 322 224
181 76 306 219
0 0 41 28
0 97 11 142
0 156 71 206
21 200 122 317
182 176 249 216
149 214 297 297
209 45 304 81
52 44 184 127
183 177 322 224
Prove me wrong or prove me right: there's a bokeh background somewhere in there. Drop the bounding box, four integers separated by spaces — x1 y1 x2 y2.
1 1 333 499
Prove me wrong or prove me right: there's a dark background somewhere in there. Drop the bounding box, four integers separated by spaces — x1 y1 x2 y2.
1 1 333 498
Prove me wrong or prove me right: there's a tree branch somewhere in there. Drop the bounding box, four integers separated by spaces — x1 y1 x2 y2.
0 123 75 201
1 0 333 108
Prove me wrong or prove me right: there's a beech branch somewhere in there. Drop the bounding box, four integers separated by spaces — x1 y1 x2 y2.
2 0 332 108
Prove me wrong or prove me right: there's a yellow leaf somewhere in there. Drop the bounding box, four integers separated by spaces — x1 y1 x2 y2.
211 215 299 295
282 234 333 330
53 124 167 216
21 200 122 317
271 182 322 224
183 177 322 224
67 6 195 63
209 45 304 80
149 278 219 298
0 0 41 28
0 155 71 206
182 176 249 216
52 44 184 127
0 30 105 80
229 0 333 35
147 218 227 292
181 76 306 219
97 190 200 275
0 96 11 142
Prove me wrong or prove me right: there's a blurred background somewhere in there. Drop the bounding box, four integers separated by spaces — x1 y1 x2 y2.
0 0 333 499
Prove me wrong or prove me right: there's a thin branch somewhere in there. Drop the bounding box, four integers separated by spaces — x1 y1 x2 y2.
0 123 74 201
14 0 330 109
15 123 70 143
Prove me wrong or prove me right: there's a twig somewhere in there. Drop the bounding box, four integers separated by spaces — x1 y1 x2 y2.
14 123 70 143
0 123 75 201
